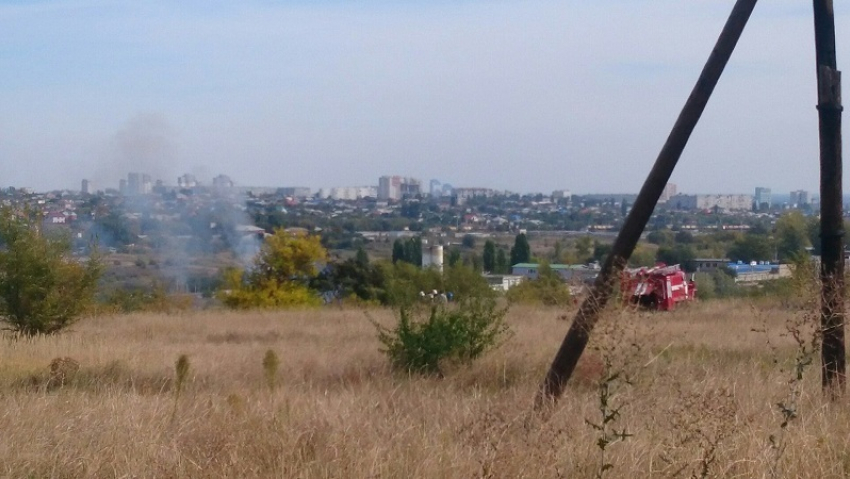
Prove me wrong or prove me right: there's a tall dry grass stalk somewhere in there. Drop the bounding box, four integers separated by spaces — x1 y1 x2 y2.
0 302 846 477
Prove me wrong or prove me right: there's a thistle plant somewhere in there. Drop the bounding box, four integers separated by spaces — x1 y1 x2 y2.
263 349 280 390
172 354 190 422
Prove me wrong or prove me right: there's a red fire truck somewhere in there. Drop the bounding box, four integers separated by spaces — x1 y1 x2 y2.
622 264 696 311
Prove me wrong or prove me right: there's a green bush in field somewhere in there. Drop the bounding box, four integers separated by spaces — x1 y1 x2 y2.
505 262 572 306
374 298 509 375
0 207 102 336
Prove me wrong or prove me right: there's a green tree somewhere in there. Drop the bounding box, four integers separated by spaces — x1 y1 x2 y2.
629 245 656 268
647 229 675 247
674 230 695 244
462 234 476 249
592 241 613 263
447 248 462 267
575 236 593 260
355 246 369 266
510 233 531 266
483 240 496 272
0 208 102 336
552 240 563 262
505 262 572 306
218 230 327 309
727 234 773 263
656 244 696 271
495 248 509 274
392 239 405 264
775 211 811 262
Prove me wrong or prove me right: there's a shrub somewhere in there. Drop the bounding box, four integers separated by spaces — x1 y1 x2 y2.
374 298 509 375
0 208 102 336
505 263 572 306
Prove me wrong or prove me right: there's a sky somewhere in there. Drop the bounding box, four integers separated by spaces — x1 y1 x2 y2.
1 0 848 195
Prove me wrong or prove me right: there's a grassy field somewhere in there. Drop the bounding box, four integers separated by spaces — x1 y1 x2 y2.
1 299 848 478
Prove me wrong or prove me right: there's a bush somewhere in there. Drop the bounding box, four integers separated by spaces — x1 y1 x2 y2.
217 230 327 309
374 298 509 375
0 208 102 335
505 263 572 306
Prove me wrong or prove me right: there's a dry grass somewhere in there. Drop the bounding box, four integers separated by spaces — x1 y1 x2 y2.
1 300 849 477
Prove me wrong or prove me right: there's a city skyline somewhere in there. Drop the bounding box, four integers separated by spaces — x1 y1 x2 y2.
2 1 849 193
72 172 818 204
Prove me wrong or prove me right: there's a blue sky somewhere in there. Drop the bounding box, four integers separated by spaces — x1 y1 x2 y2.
1 0 847 194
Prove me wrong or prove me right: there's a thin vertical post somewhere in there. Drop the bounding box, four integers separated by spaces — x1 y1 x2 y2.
812 0 846 397
535 0 758 406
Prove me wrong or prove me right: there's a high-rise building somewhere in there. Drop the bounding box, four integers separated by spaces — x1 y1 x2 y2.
81 179 91 195
790 190 810 207
378 176 420 200
378 176 401 200
178 174 198 189
429 179 442 197
754 187 771 210
552 190 571 202
213 174 234 188
659 183 678 202
127 172 141 195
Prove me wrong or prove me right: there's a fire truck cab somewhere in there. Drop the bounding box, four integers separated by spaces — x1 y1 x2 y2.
623 263 696 311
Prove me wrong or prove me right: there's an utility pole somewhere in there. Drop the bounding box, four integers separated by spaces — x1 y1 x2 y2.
812 0 846 397
535 0 758 406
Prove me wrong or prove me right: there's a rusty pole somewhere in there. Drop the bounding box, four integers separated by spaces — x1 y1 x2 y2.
812 0 846 397
536 0 758 406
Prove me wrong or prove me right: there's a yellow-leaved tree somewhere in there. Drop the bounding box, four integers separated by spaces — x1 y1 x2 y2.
218 229 327 309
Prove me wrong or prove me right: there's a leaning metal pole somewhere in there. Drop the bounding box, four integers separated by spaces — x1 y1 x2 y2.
812 0 846 397
535 0 759 406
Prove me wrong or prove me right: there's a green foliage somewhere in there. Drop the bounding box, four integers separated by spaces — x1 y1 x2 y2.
0 208 102 336
693 268 738 300
355 247 369 266
505 263 572 306
575 236 593 260
100 284 194 313
593 242 613 263
510 233 531 266
693 273 716 300
252 229 327 284
775 211 811 262
381 261 442 307
483 240 496 272
374 298 509 375
442 263 496 300
495 248 509 274
628 245 656 268
218 230 327 309
461 234 476 249
674 230 694 244
392 237 422 266
647 229 675 247
447 248 462 267
727 233 773 263
656 244 696 272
